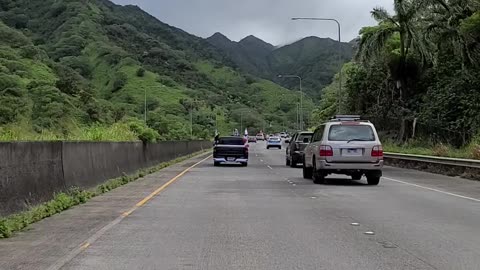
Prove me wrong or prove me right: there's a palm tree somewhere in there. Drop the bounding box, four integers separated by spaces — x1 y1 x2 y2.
357 0 431 93
423 0 479 66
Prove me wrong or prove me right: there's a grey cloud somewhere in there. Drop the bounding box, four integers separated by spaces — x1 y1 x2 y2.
112 0 392 45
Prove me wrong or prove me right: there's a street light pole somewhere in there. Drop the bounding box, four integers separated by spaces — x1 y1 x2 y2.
292 17 342 114
278 74 303 130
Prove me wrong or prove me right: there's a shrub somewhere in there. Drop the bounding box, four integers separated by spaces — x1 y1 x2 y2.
432 143 449 157
112 72 128 92
136 67 145 77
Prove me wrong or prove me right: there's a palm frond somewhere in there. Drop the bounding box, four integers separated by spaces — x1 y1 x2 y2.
356 25 398 62
371 7 393 22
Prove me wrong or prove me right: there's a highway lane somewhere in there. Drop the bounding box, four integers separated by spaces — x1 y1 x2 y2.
58 141 480 270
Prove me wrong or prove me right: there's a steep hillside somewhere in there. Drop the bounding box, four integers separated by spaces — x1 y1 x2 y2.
206 33 274 77
207 34 353 100
269 37 353 99
0 0 310 140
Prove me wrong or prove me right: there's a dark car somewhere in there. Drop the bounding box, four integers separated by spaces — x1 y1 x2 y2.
213 136 249 166
285 131 313 167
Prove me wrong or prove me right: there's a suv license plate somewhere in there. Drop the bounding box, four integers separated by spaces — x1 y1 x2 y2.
227 157 236 161
344 149 362 156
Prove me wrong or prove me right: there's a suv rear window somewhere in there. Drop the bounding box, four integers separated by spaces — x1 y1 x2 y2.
328 125 375 141
218 137 244 145
296 133 313 142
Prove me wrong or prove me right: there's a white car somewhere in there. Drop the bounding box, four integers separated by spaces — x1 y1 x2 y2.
303 115 383 185
266 137 282 149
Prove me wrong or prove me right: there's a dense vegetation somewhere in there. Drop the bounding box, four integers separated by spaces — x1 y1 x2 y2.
207 34 353 99
314 0 480 158
0 0 313 141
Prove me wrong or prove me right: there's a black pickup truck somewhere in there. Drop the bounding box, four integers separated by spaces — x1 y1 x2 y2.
213 136 249 167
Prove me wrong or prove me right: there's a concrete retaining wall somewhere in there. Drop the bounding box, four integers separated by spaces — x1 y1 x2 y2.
0 141 210 217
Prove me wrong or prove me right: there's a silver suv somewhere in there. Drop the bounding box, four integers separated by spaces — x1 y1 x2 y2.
303 115 383 185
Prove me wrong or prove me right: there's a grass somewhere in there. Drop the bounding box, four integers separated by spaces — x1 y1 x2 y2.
0 122 139 142
383 139 480 160
0 149 210 238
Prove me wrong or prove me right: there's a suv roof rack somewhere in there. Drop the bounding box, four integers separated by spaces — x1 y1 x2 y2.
329 115 370 122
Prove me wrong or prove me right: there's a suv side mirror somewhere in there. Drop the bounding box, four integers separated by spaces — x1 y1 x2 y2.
303 138 310 143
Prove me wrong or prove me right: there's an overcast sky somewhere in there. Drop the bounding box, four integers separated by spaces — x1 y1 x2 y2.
111 0 393 46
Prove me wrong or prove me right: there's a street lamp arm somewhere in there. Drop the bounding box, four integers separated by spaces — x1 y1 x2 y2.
291 17 343 113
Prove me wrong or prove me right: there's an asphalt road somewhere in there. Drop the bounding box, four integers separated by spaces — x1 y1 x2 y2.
1 142 480 270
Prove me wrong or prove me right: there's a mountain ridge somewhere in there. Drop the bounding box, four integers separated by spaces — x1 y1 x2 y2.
206 33 354 99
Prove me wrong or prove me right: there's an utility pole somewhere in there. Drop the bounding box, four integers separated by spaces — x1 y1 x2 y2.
144 88 147 125
190 109 193 139
240 113 243 136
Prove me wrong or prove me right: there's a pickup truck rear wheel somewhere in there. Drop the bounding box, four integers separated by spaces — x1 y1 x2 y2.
286 157 291 166
290 156 297 168
214 162 220 167
241 162 248 167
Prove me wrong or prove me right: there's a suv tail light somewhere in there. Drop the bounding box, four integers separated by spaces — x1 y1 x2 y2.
371 145 383 157
319 145 333 157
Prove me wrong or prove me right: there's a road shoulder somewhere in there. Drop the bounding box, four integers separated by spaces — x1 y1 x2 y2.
0 152 210 270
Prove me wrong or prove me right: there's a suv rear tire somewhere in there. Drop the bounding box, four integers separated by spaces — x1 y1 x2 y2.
366 171 381 185
312 161 326 184
214 162 220 167
286 158 291 166
303 162 313 179
367 176 380 185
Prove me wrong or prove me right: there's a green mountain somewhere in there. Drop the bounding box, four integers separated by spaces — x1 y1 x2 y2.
207 34 354 100
207 33 274 78
0 0 314 140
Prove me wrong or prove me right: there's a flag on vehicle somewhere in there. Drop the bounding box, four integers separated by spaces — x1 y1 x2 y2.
244 128 248 136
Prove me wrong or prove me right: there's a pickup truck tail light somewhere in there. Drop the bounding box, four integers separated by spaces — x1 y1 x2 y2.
371 145 383 157
319 145 333 157
244 146 249 156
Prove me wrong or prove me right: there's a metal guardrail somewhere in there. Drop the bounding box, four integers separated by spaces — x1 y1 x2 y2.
384 152 480 169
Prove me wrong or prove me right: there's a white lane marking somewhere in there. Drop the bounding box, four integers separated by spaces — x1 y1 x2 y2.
260 159 264 162
384 177 480 203
267 165 273 170
292 184 296 186
364 231 375 235
351 223 360 226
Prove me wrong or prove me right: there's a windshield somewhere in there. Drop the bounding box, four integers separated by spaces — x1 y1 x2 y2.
218 138 244 145
328 125 375 141
296 134 313 142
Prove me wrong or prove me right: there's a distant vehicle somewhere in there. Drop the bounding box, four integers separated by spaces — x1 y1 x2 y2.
213 136 249 166
280 132 287 138
266 136 282 149
248 136 257 143
255 133 265 141
286 131 313 167
303 115 383 185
